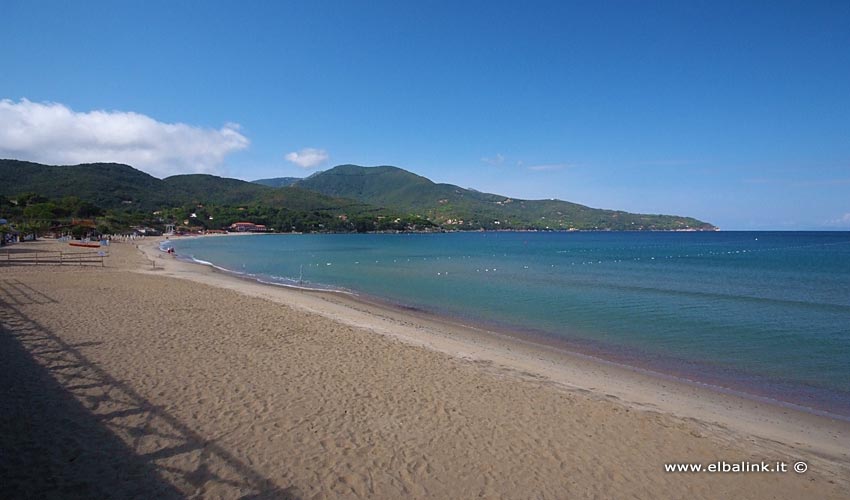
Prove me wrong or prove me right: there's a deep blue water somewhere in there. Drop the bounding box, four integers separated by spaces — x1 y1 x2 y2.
170 232 850 418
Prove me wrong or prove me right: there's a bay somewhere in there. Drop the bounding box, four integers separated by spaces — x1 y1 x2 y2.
170 231 850 418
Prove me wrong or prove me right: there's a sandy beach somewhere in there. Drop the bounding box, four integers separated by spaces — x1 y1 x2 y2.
1 237 848 499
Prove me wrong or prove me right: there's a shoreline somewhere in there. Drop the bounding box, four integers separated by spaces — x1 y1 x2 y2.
3 236 848 497
142 235 850 464
166 233 850 423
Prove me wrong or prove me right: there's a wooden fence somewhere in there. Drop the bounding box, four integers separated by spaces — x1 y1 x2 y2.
1 250 106 267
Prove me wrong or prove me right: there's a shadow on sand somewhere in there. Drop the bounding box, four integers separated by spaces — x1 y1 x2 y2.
0 279 300 499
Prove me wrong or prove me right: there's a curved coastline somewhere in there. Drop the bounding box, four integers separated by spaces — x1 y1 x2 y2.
162 234 850 423
143 234 850 475
7 236 849 497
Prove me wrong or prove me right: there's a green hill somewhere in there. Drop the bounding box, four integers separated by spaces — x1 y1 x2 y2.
0 159 361 214
260 186 378 214
157 172 389 216
163 174 273 206
296 165 435 206
0 159 433 233
0 159 175 210
296 164 716 231
0 159 716 231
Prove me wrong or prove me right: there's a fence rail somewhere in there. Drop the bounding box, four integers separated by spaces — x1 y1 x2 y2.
1 250 106 267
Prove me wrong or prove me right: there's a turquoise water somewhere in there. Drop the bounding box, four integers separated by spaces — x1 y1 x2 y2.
170 232 850 418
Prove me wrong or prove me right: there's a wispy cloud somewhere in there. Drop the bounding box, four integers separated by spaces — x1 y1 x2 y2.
0 98 248 178
481 153 505 166
527 163 573 172
825 212 850 227
285 147 328 169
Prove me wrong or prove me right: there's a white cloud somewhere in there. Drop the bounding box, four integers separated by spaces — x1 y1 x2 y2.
0 98 248 178
285 147 329 169
481 153 505 166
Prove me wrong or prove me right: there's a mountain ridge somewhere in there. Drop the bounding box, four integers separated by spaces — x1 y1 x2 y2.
0 159 716 231
252 176 301 188
292 164 716 231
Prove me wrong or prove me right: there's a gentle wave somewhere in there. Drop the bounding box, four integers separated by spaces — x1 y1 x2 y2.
170 231 850 418
181 253 355 295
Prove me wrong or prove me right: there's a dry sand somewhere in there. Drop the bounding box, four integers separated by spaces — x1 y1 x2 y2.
1 237 848 499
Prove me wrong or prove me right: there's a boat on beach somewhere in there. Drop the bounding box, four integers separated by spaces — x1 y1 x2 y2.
69 241 101 248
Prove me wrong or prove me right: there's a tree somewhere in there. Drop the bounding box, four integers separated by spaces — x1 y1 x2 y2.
23 202 58 221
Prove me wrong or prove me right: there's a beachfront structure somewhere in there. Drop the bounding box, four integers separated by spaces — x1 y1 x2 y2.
228 222 269 233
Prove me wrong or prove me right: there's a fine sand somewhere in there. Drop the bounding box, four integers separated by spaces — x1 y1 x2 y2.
1 237 848 499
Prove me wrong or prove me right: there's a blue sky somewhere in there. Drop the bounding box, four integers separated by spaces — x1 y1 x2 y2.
1 0 848 229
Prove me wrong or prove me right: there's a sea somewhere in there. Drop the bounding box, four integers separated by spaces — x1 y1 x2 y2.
168 231 850 419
